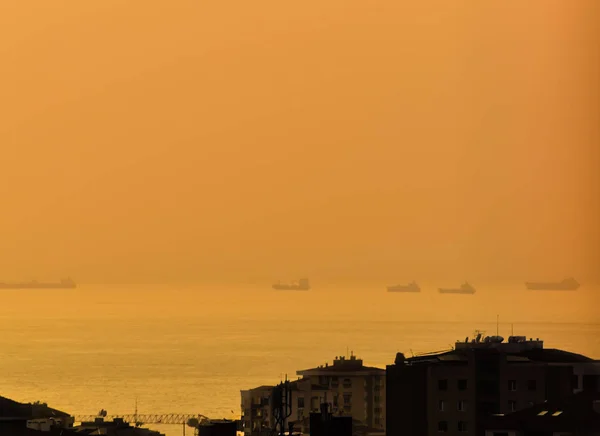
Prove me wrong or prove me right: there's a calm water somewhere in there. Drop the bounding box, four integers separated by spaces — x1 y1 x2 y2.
1 284 598 436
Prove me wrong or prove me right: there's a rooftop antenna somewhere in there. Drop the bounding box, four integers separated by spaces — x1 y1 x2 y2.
346 346 349 358
496 315 499 336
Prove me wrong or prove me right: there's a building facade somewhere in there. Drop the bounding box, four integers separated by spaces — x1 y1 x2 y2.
240 385 274 436
295 354 386 432
241 354 385 435
386 334 596 436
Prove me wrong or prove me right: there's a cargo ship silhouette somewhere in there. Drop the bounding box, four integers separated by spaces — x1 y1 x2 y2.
525 277 579 291
438 282 475 295
272 278 310 291
387 281 420 293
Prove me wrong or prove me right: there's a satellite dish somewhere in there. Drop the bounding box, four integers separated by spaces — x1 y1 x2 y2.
187 418 199 428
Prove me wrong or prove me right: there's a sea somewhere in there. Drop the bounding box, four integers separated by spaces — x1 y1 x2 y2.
0 283 599 436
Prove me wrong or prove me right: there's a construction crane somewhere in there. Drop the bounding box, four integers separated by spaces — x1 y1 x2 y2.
73 413 210 436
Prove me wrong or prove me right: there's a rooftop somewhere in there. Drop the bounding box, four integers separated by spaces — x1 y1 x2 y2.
393 333 596 366
297 354 385 375
0 397 71 420
485 391 600 431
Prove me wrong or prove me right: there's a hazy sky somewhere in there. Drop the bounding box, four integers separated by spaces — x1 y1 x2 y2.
1 1 598 284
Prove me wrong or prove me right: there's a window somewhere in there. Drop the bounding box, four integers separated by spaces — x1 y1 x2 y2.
343 393 352 405
457 400 466 412
438 400 445 412
343 378 352 389
374 395 381 403
508 380 517 391
297 397 304 409
331 376 339 388
438 421 448 432
458 379 468 390
374 417 381 426
572 374 579 390
374 407 382 414
311 397 319 410
528 380 537 391
458 421 468 432
508 400 516 412
438 379 448 391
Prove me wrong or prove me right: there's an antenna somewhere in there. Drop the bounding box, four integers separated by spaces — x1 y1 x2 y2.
511 323 514 336
496 315 499 336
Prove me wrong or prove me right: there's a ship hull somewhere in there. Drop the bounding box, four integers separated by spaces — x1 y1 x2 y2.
438 288 475 294
387 286 420 293
525 282 579 291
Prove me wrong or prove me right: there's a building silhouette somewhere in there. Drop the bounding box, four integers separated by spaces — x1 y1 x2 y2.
386 334 600 436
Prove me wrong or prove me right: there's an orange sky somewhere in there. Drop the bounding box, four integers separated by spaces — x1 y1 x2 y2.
1 1 598 284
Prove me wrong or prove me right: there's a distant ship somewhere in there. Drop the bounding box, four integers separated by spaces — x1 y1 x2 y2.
525 277 580 291
438 282 476 295
272 278 310 291
0 278 76 290
387 281 420 293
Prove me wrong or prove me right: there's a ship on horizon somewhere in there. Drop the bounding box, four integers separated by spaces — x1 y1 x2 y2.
525 277 580 291
0 278 77 290
387 281 420 293
438 282 476 295
272 278 310 291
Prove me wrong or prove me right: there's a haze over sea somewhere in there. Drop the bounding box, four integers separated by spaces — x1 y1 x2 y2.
1 283 599 436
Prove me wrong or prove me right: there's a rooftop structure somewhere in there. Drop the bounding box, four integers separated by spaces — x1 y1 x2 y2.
297 353 385 376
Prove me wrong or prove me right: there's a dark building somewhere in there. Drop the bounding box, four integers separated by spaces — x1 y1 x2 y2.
386 333 598 436
77 418 165 436
484 390 600 435
0 396 74 436
197 420 238 436
309 403 352 436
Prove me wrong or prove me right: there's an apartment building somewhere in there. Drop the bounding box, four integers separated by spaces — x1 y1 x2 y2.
241 354 385 435
386 333 598 436
295 354 386 432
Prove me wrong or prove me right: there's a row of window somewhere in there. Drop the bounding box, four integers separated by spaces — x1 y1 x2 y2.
438 421 467 432
438 379 468 391
438 379 537 391
439 400 467 412
439 400 520 413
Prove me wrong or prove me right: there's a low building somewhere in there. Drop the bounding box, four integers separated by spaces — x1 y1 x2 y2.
483 390 600 435
0 396 74 436
76 417 165 436
386 333 598 436
309 403 352 436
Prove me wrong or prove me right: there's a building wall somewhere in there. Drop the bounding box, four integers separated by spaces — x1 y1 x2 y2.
241 387 272 436
295 373 385 431
499 363 547 414
386 363 428 436
427 363 475 436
